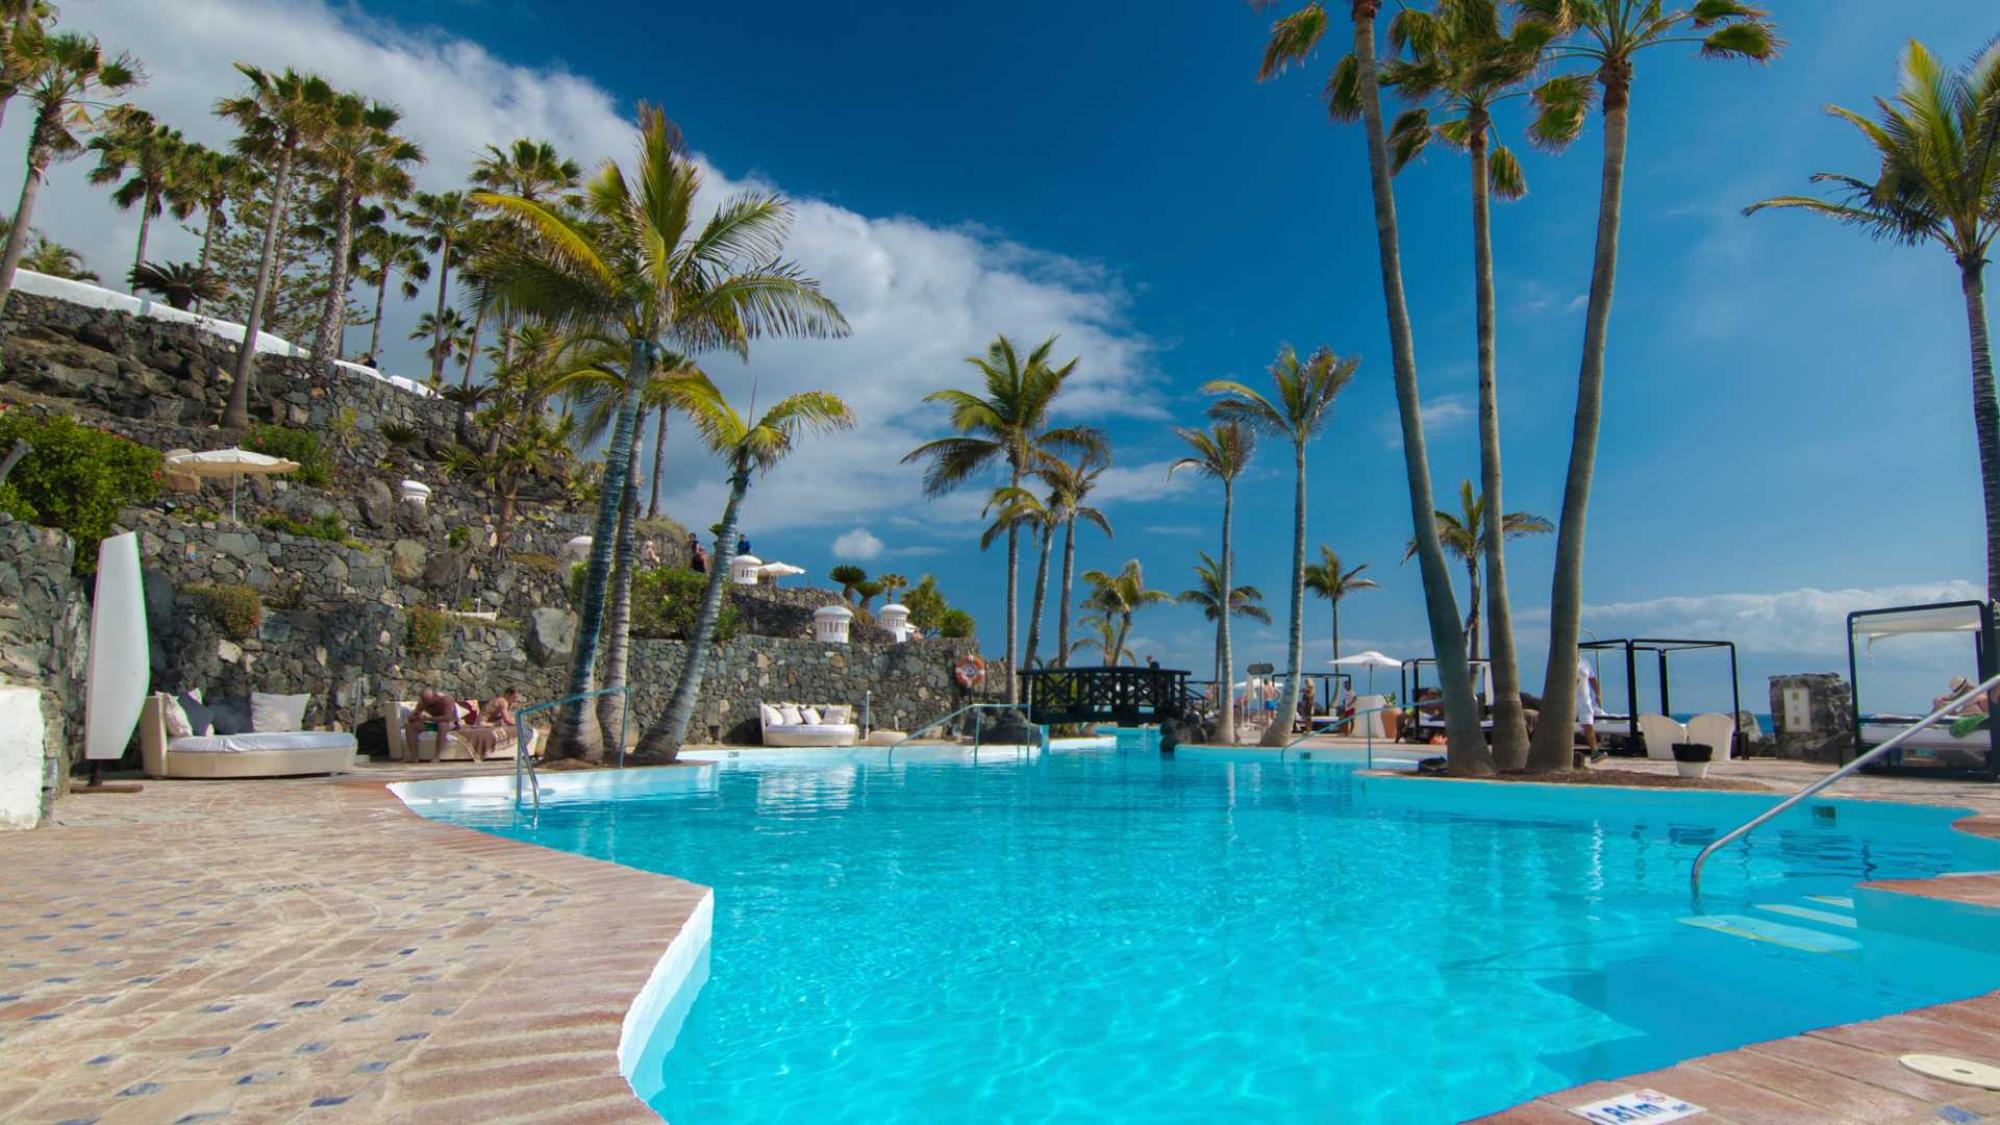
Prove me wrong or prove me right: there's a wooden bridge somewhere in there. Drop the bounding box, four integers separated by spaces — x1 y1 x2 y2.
1019 666 1196 727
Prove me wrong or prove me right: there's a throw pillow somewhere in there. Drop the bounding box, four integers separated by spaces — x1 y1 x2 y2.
209 697 252 736
759 703 782 727
778 704 804 726
177 692 214 737
800 707 822 725
823 705 851 725
163 694 193 738
250 692 311 733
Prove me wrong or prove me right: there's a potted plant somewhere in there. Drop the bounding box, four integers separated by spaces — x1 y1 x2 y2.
1381 694 1400 741
1671 742 1713 780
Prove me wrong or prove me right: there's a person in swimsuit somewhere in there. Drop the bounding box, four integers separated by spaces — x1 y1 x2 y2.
405 688 461 762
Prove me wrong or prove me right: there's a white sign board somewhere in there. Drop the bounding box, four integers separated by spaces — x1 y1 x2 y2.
1569 1089 1704 1124
1783 686 1811 732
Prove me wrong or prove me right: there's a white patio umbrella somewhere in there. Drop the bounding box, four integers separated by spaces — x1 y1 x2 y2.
1331 650 1402 751
162 448 299 524
757 561 807 586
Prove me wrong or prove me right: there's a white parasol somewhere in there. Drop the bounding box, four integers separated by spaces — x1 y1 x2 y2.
757 561 807 586
163 447 300 523
1331 650 1402 749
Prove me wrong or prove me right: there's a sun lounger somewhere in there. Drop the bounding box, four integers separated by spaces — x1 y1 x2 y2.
139 694 355 778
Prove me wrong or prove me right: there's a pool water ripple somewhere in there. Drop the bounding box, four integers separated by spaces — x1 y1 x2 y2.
419 750 2000 1123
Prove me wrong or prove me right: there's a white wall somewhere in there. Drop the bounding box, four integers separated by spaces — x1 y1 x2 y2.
0 687 46 829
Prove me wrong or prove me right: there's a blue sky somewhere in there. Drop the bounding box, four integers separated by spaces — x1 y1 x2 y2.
21 0 1999 712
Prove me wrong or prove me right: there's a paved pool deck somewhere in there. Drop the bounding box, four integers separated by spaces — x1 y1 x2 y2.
10 750 2000 1123
0 764 709 1124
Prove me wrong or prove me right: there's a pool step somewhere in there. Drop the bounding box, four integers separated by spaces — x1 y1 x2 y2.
1678 913 1861 953
1754 902 1859 929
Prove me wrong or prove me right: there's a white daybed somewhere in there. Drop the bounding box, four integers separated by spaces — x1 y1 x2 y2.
139 694 355 779
384 700 543 763
759 702 860 748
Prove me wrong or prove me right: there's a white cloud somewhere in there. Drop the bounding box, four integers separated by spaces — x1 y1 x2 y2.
1142 524 1206 537
1530 579 1986 656
1381 393 1474 448
1091 460 1196 505
17 0 1165 532
831 527 885 561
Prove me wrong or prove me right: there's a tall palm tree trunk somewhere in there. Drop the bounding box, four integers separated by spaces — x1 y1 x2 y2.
550 339 649 760
1527 68 1630 774
196 209 219 316
368 265 388 359
1471 125 1532 769
597 435 641 747
1962 257 2000 603
311 183 355 366
460 303 487 389
1023 523 1053 670
639 468 749 759
1057 517 1078 667
225 143 296 429
1261 446 1309 748
1003 467 1021 703
0 141 49 315
647 405 667 519
1217 478 1237 744
131 193 155 277
428 234 451 383
1464 561 1481 666
1330 600 1341 667
1351 0 1486 772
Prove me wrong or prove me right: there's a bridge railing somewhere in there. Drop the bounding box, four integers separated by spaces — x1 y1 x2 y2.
1019 666 1193 726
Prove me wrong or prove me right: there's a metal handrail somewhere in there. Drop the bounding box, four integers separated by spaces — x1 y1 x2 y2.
889 702 1029 756
1689 670 2000 895
1278 703 1401 766
512 687 630 813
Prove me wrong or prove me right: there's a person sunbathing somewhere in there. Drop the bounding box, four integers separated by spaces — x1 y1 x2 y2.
481 687 522 727
405 689 461 760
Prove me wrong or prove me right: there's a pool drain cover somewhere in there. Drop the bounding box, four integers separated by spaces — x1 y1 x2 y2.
1901 1054 2000 1089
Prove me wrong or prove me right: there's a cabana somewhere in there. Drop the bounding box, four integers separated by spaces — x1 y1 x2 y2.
1579 638 1743 758
1847 600 1999 779
1400 658 1495 742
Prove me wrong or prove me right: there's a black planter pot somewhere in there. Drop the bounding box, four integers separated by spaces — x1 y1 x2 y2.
1671 743 1713 763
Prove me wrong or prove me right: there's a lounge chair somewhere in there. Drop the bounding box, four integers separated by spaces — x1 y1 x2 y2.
759 702 860 747
1684 713 1737 761
384 699 543 762
139 693 355 779
1636 713 1686 761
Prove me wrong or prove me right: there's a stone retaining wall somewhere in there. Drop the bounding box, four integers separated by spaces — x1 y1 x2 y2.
0 518 87 824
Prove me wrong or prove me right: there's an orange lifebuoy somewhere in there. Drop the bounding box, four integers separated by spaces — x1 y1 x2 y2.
955 654 986 690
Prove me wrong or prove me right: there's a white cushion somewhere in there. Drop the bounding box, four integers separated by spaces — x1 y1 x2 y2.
800 706 822 725
822 704 851 724
163 695 193 738
759 703 783 726
251 692 311 733
778 704 804 725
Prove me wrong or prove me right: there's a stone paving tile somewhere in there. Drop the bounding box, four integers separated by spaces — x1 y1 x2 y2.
0 775 705 1123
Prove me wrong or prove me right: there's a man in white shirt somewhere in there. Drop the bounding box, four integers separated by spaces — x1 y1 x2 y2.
1576 655 1601 760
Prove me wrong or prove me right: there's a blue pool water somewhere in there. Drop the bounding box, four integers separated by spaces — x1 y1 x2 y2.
415 747 2000 1123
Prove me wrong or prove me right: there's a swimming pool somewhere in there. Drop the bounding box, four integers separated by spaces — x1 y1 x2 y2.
409 746 2000 1123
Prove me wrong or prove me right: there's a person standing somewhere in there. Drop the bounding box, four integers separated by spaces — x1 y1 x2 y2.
1576 655 1602 761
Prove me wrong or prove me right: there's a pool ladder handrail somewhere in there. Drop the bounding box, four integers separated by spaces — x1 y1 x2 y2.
1689 670 2000 896
511 687 632 813
890 702 1044 759
1277 704 1402 765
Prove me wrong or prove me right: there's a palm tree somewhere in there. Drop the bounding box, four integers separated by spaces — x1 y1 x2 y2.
1178 551 1272 684
400 189 473 384
0 30 139 315
1401 480 1552 670
1256 0 1490 772
216 65 335 429
20 233 93 280
129 261 222 311
1303 546 1378 674
1040 448 1112 667
1079 561 1173 668
1514 0 1778 774
633 372 854 759
903 335 1100 703
1069 608 1131 667
410 308 472 382
1169 419 1255 742
1380 0 1561 770
879 573 909 604
471 137 581 371
829 564 869 605
477 105 846 760
308 91 422 366
1747 38 1998 601
86 113 194 277
981 485 1059 671
1204 345 1352 747
0 1 55 136
179 145 250 311
354 223 429 359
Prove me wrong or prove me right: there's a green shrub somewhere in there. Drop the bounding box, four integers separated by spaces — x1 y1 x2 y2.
446 526 470 550
245 424 331 488
183 504 221 524
259 511 353 544
631 565 740 643
511 551 559 574
378 421 421 448
902 575 949 629
405 605 449 656
0 412 161 571
938 608 975 639
184 582 261 640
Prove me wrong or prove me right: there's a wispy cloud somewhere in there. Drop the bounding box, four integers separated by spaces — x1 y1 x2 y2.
1516 579 1984 656
1381 393 1474 448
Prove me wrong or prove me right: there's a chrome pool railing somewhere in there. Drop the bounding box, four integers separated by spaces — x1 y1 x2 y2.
1278 704 1402 766
890 703 1037 760
511 687 630 813
1689 670 2000 897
